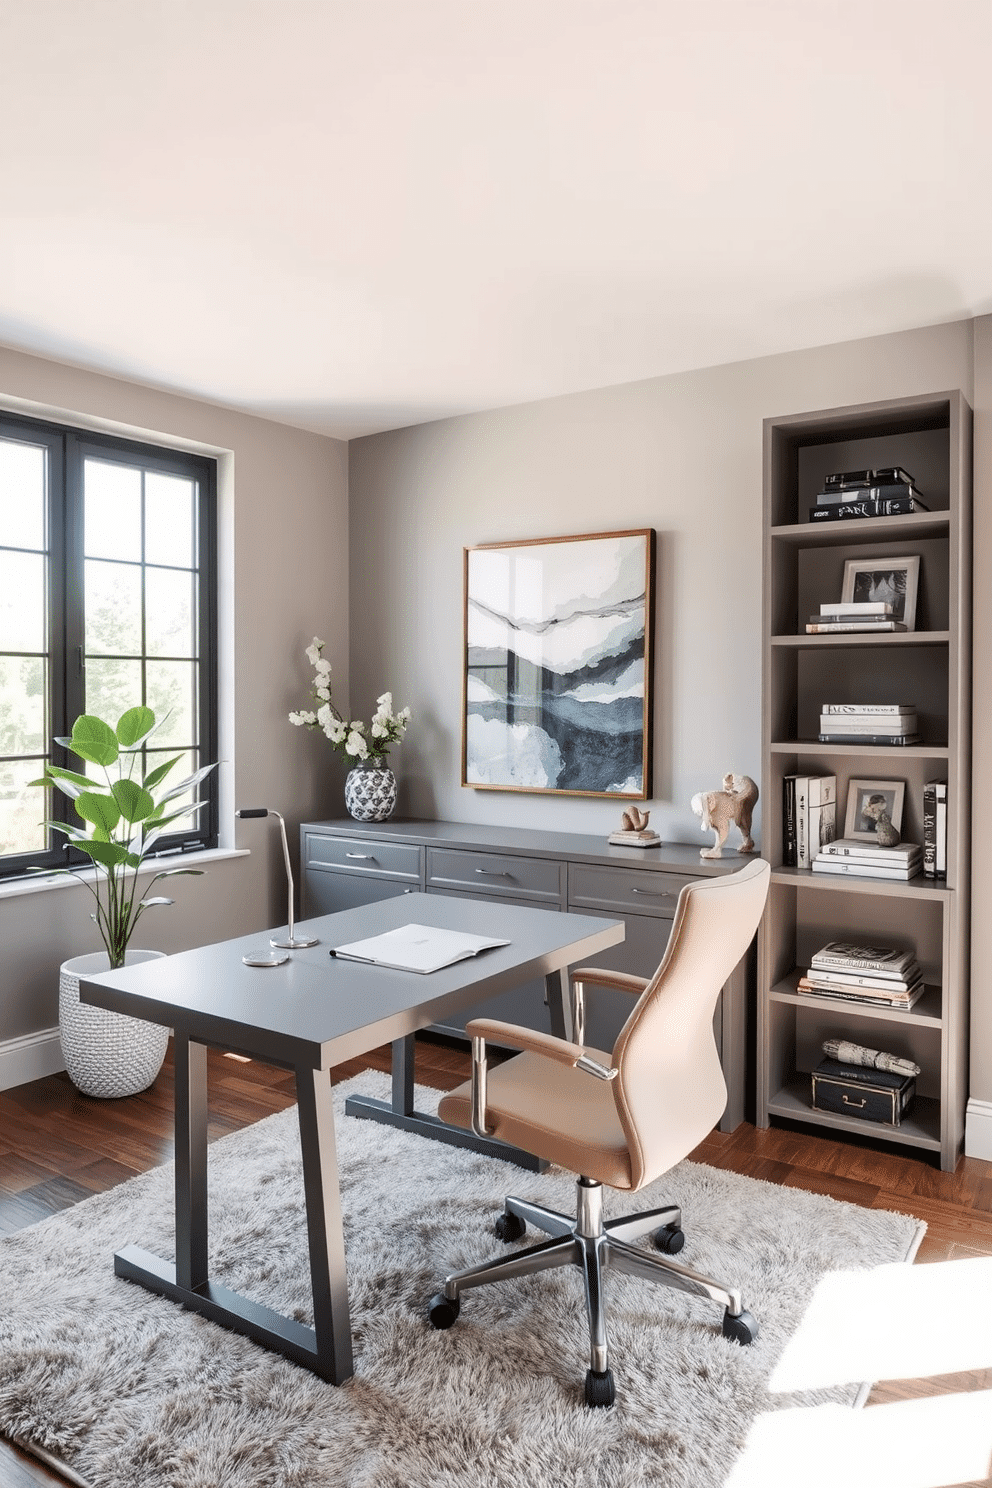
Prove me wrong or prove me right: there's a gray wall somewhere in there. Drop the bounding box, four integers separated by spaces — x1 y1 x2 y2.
0 346 349 1049
349 318 991 1108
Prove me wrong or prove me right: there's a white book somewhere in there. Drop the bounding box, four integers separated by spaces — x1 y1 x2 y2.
330 923 510 974
819 837 921 862
797 981 925 1010
818 714 917 733
804 964 922 992
818 601 893 615
811 941 918 976
821 703 915 715
812 856 920 881
935 782 947 875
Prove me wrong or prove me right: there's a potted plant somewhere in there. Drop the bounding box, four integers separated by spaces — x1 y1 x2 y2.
32 706 216 1097
289 637 411 821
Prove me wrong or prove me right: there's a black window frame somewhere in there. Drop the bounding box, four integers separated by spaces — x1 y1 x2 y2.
0 411 218 880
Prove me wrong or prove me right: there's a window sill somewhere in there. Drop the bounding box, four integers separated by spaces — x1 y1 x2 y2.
0 847 250 901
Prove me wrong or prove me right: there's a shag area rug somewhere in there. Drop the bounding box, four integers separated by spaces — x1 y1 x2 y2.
0 1073 924 1488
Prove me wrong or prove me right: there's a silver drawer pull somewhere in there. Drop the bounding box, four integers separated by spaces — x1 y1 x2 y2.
631 887 671 897
475 868 511 877
842 1094 867 1109
346 852 375 860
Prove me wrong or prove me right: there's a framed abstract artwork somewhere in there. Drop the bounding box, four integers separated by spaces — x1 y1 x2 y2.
462 528 655 798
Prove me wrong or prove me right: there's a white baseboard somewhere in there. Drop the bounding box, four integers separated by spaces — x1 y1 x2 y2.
0 1026 64 1091
965 1098 992 1161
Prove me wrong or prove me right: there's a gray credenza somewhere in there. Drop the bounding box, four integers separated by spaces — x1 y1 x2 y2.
300 818 756 1132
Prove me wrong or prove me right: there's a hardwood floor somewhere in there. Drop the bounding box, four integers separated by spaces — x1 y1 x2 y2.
2 1038 990 1486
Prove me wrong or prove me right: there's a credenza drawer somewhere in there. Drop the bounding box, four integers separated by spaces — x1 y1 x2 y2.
303 832 422 882
567 863 695 917
426 846 564 905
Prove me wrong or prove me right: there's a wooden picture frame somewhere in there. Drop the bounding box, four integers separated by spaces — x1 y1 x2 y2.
462 528 655 798
841 554 920 631
843 778 906 841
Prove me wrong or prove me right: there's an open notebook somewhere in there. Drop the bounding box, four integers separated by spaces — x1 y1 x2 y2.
330 923 510 975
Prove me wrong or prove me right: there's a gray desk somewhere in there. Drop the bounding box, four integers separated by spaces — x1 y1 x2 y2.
80 892 623 1383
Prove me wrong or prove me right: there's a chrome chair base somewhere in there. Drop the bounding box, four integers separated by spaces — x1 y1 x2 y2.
428 1176 757 1407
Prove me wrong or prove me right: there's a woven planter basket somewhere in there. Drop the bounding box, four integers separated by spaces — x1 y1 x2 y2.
59 950 169 1099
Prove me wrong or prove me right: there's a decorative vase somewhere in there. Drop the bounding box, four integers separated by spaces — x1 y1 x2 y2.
344 764 397 823
59 949 169 1099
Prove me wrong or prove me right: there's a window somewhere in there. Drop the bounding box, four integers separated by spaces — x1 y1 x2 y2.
0 413 217 877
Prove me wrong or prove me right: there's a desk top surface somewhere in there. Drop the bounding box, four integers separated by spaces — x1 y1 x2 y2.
79 892 623 1070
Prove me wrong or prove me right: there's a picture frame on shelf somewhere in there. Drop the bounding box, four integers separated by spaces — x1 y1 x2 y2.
843 778 906 841
841 555 920 631
462 528 655 798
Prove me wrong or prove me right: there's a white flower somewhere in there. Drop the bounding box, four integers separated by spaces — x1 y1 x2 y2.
371 721 387 738
345 730 368 758
315 685 331 701
316 703 333 729
305 637 325 667
289 711 313 726
376 692 392 710
329 721 347 744
315 658 332 677
398 707 411 723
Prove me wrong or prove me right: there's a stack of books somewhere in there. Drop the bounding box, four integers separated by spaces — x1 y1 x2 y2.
817 702 920 747
809 466 930 523
782 773 836 868
806 601 906 635
813 837 922 881
798 941 925 1009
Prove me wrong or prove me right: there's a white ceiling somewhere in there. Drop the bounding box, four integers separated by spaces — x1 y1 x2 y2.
3 1 992 440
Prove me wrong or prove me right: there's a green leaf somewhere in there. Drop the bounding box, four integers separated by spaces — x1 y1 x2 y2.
137 896 174 908
116 706 156 749
157 761 218 804
74 791 122 834
111 778 155 823
77 839 130 869
30 765 94 796
143 754 183 792
69 715 119 768
154 867 205 879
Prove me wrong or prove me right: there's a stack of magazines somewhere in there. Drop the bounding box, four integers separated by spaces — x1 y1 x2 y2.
798 941 924 1009
813 837 922 880
806 602 906 635
809 466 929 522
818 702 920 747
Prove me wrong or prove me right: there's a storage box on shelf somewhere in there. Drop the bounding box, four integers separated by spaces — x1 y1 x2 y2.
759 391 971 1170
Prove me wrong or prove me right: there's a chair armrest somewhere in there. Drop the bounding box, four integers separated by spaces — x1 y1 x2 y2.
466 1019 618 1139
569 966 649 996
465 1018 592 1068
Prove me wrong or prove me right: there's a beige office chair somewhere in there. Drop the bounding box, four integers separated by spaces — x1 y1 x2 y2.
427 856 771 1407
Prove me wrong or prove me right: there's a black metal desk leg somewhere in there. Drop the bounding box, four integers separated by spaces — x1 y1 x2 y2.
296 1065 354 1384
546 969 569 1041
174 1033 208 1291
391 1035 416 1115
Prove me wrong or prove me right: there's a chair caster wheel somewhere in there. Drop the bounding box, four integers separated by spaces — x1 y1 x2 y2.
722 1308 758 1346
427 1293 460 1330
584 1368 615 1408
494 1211 526 1243
653 1223 685 1255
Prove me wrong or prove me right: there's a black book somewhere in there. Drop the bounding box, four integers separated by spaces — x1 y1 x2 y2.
823 466 914 489
782 774 799 866
817 484 928 508
810 496 926 522
922 781 938 877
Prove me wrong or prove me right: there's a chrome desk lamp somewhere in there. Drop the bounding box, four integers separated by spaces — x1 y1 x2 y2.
235 808 318 965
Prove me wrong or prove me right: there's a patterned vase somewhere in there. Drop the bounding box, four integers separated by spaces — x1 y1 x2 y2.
59 949 169 1098
344 764 397 822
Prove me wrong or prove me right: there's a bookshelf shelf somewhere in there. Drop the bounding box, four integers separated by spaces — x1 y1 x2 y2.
767 1080 942 1153
758 390 971 1171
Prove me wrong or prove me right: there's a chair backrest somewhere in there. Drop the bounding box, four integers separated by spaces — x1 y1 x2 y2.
611 857 770 1189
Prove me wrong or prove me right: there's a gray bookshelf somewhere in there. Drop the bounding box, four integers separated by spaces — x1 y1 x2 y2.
758 391 972 1171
